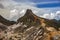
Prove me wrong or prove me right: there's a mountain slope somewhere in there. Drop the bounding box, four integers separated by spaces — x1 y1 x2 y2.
14 9 44 40
17 9 41 26
0 15 16 26
16 9 60 40
0 9 60 40
17 9 60 30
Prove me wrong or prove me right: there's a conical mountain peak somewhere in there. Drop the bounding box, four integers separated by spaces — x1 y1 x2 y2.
24 9 38 18
17 9 41 26
26 9 32 12
24 9 33 15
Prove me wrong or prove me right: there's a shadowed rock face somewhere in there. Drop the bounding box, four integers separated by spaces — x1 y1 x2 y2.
0 15 16 26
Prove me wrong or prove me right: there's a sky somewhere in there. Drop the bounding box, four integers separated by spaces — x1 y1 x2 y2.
13 0 60 8
0 0 60 21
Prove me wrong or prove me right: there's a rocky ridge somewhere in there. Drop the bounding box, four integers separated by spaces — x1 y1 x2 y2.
0 9 60 40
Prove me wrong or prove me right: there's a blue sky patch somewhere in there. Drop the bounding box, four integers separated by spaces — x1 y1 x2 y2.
36 2 60 8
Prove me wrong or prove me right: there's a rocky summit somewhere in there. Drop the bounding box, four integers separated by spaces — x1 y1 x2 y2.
0 9 60 40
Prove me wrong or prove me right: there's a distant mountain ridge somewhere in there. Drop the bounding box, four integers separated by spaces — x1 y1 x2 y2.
0 15 16 26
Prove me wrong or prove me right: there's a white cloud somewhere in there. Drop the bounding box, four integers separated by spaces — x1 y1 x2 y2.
40 11 60 20
40 14 50 19
55 11 60 20
0 0 17 8
56 11 60 15
40 13 55 19
9 9 26 21
20 9 26 15
10 9 18 19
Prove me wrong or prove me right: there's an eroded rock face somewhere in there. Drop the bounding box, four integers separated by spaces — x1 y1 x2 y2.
51 35 60 40
44 32 60 40
0 23 59 40
0 23 44 40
